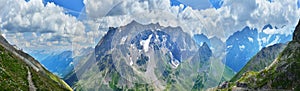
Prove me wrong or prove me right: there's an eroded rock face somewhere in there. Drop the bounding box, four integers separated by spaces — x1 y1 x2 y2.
293 20 300 41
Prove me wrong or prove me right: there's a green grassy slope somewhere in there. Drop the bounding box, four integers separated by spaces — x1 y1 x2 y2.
230 43 286 82
222 65 235 81
0 42 72 90
218 20 300 90
234 41 300 90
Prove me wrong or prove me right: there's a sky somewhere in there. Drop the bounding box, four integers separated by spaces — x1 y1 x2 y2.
0 0 299 60
42 0 85 17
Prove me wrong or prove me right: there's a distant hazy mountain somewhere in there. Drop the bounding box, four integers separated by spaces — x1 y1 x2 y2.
219 20 300 90
0 35 72 90
230 43 286 82
225 25 292 72
63 47 94 87
66 21 233 90
193 33 211 47
225 26 259 72
41 51 74 78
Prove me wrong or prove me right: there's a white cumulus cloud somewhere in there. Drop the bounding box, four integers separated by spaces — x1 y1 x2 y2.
0 0 299 58
83 0 300 42
0 0 88 56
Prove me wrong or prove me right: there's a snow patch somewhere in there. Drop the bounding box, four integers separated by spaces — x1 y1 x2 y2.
263 26 293 35
257 37 263 50
168 51 179 68
248 37 253 42
69 62 73 66
120 36 127 44
266 36 280 47
227 45 233 48
140 34 153 52
171 60 180 68
263 28 278 34
261 37 267 44
239 45 245 51
129 57 133 66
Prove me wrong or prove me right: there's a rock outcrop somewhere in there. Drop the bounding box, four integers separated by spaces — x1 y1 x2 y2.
293 19 300 41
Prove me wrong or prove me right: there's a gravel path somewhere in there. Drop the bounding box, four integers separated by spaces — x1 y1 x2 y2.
27 67 37 91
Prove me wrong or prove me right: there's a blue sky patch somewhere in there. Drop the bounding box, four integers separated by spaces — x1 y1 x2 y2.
170 0 187 10
267 0 274 3
171 0 223 10
298 0 300 8
42 0 85 17
209 0 223 9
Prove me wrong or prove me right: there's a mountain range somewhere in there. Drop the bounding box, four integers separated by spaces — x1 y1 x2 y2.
225 25 292 72
33 19 295 90
230 43 286 82
4 19 295 90
41 51 74 78
217 19 300 90
55 20 293 90
40 21 293 86
61 20 236 90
